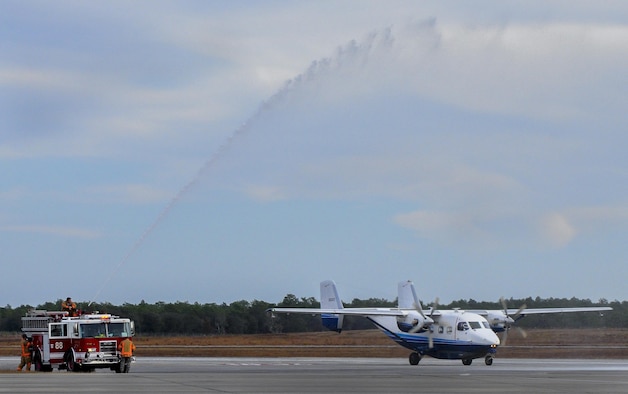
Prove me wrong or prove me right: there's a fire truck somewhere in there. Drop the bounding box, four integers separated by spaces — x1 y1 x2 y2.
21 309 135 372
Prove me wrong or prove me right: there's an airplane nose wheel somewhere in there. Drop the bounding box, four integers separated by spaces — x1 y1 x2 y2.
485 355 494 366
409 352 421 365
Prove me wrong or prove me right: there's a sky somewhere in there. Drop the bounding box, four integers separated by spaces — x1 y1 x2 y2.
2 1 628 308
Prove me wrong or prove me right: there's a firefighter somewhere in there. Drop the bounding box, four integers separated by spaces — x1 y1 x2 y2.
61 297 77 317
117 337 136 373
16 334 32 372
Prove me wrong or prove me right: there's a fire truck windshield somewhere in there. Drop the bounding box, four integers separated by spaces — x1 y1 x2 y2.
108 322 130 337
81 323 107 337
80 322 131 338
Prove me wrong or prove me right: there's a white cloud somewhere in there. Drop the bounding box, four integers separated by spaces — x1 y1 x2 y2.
560 204 628 237
0 225 101 239
394 22 628 121
244 185 287 202
538 213 577 247
394 208 583 251
87 184 173 204
531 204 628 248
394 210 471 238
0 187 27 201
0 67 79 90
572 204 628 223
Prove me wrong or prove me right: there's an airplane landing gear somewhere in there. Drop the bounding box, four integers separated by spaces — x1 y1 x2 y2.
409 352 421 365
462 358 473 366
485 355 494 366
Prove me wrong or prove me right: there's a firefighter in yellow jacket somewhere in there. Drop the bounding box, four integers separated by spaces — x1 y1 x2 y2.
117 337 136 373
61 297 78 317
16 334 33 372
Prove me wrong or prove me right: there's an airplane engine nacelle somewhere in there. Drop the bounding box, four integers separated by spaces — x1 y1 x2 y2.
486 311 513 332
397 312 428 333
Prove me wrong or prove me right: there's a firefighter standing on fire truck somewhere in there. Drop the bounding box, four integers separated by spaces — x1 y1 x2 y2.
118 337 135 373
61 297 78 317
16 334 33 372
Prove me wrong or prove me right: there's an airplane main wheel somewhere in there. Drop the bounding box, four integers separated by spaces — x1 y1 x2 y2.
462 358 473 366
409 352 421 365
485 355 493 366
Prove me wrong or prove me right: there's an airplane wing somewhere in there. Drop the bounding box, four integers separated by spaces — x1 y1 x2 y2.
271 306 611 318
469 306 612 331
468 306 612 316
503 306 612 315
268 307 406 317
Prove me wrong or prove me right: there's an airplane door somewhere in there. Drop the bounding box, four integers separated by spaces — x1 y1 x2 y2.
456 319 470 340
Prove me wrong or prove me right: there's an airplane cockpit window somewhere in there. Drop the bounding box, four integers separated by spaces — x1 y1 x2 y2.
482 321 490 329
457 322 469 331
469 321 482 329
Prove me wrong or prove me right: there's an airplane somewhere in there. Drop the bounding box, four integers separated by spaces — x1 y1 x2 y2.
268 280 612 366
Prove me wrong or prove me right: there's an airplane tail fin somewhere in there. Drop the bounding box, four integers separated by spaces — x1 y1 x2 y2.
398 280 419 309
320 280 344 333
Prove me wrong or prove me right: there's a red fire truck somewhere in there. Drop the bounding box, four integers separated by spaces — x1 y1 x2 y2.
21 309 135 372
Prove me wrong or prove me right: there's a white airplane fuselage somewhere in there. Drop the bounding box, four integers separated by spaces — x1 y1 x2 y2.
369 310 500 360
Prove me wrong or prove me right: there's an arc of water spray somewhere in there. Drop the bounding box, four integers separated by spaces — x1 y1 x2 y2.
88 99 279 305
88 29 392 305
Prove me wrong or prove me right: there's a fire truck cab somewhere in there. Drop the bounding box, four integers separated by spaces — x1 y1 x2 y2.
22 309 135 372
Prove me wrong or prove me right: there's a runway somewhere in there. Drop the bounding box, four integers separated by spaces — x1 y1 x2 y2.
2 357 628 393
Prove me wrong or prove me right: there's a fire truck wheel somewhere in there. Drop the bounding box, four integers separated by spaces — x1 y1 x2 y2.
33 349 43 371
65 352 80 372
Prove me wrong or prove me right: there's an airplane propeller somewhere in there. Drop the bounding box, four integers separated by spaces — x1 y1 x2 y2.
427 297 439 316
499 297 527 345
410 298 438 348
400 281 438 349
426 298 441 348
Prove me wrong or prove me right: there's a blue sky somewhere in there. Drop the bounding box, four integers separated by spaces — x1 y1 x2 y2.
2 1 627 307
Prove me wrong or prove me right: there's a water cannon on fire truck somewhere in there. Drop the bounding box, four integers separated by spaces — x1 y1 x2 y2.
21 308 135 372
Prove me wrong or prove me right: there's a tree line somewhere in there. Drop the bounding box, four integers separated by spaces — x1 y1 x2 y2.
0 295 624 335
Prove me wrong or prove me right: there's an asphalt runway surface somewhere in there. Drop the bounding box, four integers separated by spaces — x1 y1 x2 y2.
2 357 628 393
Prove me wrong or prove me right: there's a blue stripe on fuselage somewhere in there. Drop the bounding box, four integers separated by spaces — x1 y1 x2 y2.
382 330 495 359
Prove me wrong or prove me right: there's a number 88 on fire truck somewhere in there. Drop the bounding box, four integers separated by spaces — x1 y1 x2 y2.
21 309 135 373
